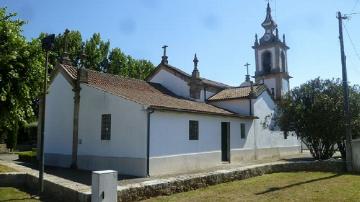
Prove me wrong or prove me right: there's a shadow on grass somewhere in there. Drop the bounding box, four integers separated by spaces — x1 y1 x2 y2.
0 186 54 202
255 173 343 195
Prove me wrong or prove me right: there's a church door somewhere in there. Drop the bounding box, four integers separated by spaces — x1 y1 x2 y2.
221 122 230 162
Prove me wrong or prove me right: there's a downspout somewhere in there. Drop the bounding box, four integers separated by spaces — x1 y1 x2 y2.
146 107 155 177
249 81 257 160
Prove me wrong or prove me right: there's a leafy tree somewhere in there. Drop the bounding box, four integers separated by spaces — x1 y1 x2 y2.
107 48 127 75
135 59 155 80
83 33 110 71
107 48 155 79
275 78 360 160
54 30 83 66
0 8 45 147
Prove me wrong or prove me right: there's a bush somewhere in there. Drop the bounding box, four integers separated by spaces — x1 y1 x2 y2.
16 150 37 163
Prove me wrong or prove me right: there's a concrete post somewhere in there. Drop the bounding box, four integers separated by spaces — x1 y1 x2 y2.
91 170 118 202
352 139 360 172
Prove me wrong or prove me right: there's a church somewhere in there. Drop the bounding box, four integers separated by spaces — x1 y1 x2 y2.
42 3 300 177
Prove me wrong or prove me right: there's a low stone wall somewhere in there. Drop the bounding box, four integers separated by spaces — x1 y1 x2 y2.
0 160 346 202
0 144 7 153
0 172 91 202
117 160 346 202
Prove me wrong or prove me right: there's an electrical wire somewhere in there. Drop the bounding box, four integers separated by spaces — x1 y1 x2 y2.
343 22 360 74
351 0 360 12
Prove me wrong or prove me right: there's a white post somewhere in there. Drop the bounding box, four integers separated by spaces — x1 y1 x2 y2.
91 170 118 202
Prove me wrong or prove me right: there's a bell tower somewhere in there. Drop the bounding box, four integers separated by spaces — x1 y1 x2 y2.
253 3 291 100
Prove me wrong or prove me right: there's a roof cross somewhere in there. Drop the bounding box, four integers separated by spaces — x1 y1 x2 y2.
162 45 168 57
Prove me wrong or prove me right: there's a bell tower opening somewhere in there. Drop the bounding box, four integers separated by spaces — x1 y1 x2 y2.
281 51 286 72
262 51 272 74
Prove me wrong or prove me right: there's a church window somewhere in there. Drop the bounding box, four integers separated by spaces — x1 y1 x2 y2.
101 114 111 140
262 51 272 74
281 51 286 72
240 123 246 139
189 120 199 140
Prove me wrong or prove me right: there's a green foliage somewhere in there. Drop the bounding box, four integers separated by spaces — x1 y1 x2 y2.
54 30 83 66
16 150 37 163
275 78 360 160
83 33 110 71
46 31 155 79
0 8 45 144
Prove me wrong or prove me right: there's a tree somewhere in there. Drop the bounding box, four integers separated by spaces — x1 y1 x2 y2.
54 30 83 66
275 78 360 160
107 48 155 79
83 33 110 71
0 8 45 148
107 48 127 75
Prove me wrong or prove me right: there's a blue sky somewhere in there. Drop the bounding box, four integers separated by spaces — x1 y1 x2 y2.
2 0 360 87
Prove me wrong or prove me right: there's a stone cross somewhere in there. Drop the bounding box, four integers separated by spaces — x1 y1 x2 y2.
161 45 169 64
162 45 168 57
244 63 250 75
64 29 70 54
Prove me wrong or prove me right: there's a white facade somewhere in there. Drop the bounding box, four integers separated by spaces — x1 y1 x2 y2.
76 84 148 176
150 69 190 98
149 110 254 175
44 73 74 160
149 68 218 102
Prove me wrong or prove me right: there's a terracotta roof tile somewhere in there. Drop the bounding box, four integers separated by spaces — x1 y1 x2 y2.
208 85 268 101
60 64 253 118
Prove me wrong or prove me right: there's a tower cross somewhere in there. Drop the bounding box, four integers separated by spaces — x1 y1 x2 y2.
244 63 250 75
162 45 168 57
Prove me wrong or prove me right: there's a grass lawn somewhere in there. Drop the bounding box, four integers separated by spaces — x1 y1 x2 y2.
0 187 39 202
145 172 360 202
0 164 16 172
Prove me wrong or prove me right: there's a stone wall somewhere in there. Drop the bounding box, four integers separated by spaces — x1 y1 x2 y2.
0 172 90 202
0 160 346 202
0 144 8 153
352 139 360 172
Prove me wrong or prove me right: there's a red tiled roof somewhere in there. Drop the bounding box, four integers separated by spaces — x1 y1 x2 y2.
60 64 254 118
208 85 268 101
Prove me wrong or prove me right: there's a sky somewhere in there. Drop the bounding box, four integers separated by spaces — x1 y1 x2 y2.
1 0 360 88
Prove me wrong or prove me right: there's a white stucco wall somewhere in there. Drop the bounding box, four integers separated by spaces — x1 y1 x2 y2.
264 78 276 96
44 73 74 155
210 99 251 116
253 92 299 149
150 111 254 157
149 69 190 98
77 85 148 158
282 78 289 95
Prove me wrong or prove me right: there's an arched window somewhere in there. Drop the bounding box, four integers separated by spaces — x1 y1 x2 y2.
262 51 272 74
281 51 286 72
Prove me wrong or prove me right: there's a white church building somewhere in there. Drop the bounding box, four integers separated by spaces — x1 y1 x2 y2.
42 3 300 177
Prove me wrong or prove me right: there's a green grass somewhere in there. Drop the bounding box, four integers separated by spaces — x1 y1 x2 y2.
145 172 360 202
0 164 16 172
0 187 39 202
